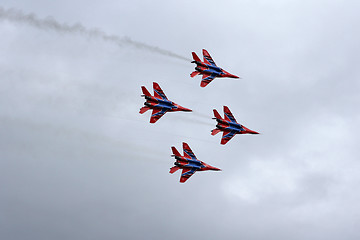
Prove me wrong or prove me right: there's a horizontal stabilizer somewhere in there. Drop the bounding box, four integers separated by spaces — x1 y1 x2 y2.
139 107 150 114
211 129 221 136
169 166 180 174
190 71 200 78
141 86 151 97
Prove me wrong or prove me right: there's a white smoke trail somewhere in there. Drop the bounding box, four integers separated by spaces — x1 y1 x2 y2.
0 7 191 61
192 110 213 119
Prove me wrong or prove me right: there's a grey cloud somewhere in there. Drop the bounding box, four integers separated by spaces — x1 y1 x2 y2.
1 1 360 240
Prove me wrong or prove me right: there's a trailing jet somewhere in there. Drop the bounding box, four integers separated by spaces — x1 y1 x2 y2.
212 106 259 145
140 82 192 123
170 142 221 183
190 49 240 87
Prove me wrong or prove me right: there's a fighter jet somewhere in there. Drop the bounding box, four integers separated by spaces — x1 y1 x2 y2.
170 142 221 183
212 106 259 145
190 49 240 87
140 82 192 123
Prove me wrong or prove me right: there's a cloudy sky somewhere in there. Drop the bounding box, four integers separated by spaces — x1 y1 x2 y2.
1 1 360 239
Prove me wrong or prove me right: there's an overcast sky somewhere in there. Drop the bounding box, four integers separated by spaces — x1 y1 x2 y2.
1 1 360 239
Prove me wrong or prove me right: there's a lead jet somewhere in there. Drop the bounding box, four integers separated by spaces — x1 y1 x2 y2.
170 142 221 183
190 49 240 87
140 82 192 123
212 106 259 145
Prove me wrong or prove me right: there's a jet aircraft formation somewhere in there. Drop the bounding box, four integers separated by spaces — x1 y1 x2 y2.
139 49 259 183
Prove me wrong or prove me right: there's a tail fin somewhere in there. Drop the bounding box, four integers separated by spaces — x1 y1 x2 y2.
192 52 201 62
213 109 222 120
141 86 151 97
171 146 181 157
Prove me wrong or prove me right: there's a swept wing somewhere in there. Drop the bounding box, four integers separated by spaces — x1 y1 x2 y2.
153 82 168 100
203 49 217 66
150 108 168 123
223 106 238 123
180 167 197 183
201 73 217 87
221 130 237 145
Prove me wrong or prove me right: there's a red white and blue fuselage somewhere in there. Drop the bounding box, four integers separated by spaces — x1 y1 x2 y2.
212 106 259 145
140 82 192 123
170 142 220 183
190 49 240 87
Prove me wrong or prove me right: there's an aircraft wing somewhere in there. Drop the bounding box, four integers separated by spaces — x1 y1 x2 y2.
200 73 217 87
150 108 168 123
223 106 237 123
153 82 168 100
180 167 197 183
221 130 237 145
182 142 197 160
202 49 217 66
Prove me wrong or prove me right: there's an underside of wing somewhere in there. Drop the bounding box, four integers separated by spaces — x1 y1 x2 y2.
182 142 197 160
223 106 237 123
153 82 168 100
202 49 217 66
200 73 216 87
180 167 197 183
150 108 168 123
221 130 236 145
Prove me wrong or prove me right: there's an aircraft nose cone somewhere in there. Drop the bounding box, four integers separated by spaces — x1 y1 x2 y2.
243 126 259 134
173 103 192 112
178 106 192 112
223 70 240 79
210 166 221 171
227 73 240 78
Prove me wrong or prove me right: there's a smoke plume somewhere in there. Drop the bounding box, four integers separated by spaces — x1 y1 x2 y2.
0 7 190 61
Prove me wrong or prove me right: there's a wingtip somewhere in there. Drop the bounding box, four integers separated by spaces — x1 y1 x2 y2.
200 82 207 88
220 140 227 145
